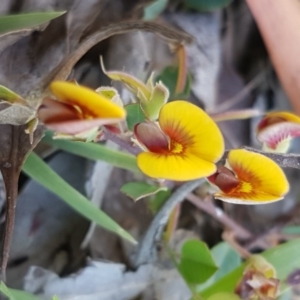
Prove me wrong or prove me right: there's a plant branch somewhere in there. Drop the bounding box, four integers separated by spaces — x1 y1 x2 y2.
135 179 204 267
102 129 141 155
240 147 300 170
186 194 252 240
0 126 19 281
32 20 193 100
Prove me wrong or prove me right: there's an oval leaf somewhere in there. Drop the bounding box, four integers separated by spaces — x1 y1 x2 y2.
178 239 218 284
197 242 241 292
125 103 147 131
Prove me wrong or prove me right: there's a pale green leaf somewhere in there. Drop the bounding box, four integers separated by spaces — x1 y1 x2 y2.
178 239 218 284
0 11 66 35
143 0 168 20
0 85 27 105
0 282 39 300
101 58 150 100
197 242 241 292
141 82 169 120
23 152 136 244
200 238 300 297
148 189 171 214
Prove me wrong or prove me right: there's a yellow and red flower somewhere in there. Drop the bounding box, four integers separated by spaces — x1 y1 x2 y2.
208 149 289 204
257 111 300 152
134 101 224 181
38 81 126 135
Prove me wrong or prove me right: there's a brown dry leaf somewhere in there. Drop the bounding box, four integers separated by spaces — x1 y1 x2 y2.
0 1 193 281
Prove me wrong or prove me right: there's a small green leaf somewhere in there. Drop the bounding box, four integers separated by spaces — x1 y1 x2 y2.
197 242 241 292
42 133 140 174
200 238 300 298
149 189 171 213
95 86 123 107
282 225 300 235
184 0 232 12
23 152 136 244
178 239 218 284
0 281 39 300
0 85 27 105
141 82 169 121
0 11 66 35
143 0 168 20
156 66 191 100
52 296 60 300
207 292 240 300
121 182 168 201
125 103 147 131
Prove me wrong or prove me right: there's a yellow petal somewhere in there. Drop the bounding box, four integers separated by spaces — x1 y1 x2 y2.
215 149 289 204
137 152 217 181
50 81 126 119
159 101 224 162
214 193 284 205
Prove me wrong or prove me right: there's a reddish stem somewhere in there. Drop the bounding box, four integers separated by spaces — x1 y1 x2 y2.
186 193 252 240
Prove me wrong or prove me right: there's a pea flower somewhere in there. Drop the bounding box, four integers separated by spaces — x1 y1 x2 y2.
257 111 300 152
134 101 224 181
208 149 289 204
38 81 126 135
235 255 279 300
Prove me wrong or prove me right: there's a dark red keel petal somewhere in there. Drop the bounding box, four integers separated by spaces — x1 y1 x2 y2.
208 166 239 193
38 97 80 124
257 116 286 132
134 121 169 153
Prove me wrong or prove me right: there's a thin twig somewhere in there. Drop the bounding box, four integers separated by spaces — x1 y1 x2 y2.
186 194 252 240
30 20 193 101
164 203 181 243
242 147 300 170
244 226 283 251
222 230 251 259
222 147 300 170
103 129 141 155
208 71 265 114
135 179 203 267
0 126 20 281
